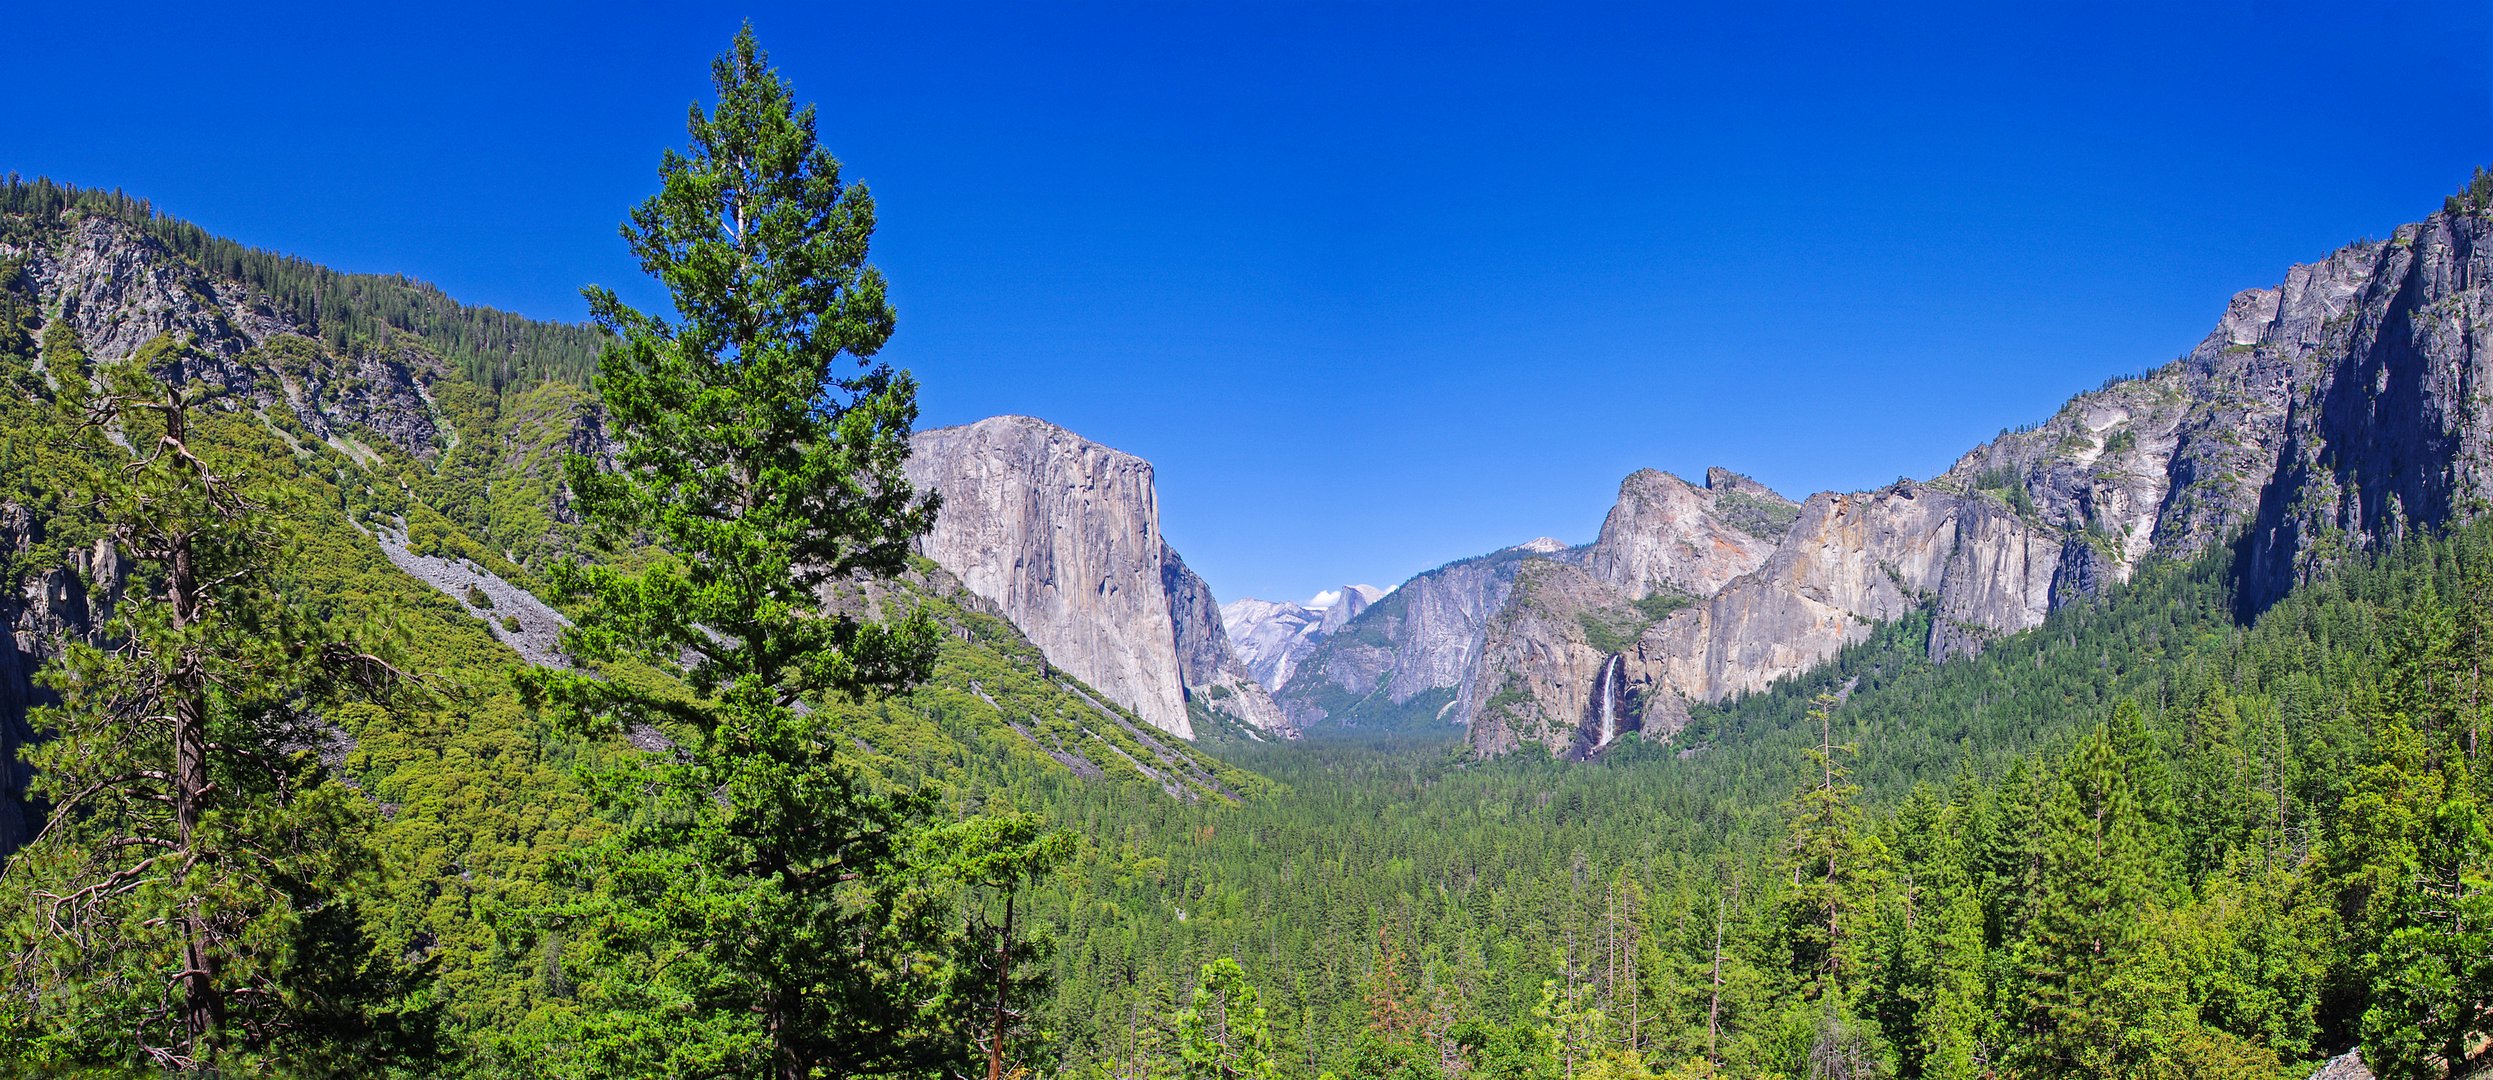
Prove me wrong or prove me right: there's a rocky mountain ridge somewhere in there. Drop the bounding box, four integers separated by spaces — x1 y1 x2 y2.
1426 201 2493 756
1218 584 1384 692
19 178 2493 772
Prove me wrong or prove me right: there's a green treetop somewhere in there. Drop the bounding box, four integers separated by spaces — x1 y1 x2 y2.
522 24 954 1080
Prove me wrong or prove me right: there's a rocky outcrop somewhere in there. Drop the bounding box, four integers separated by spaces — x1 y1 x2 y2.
1584 469 1788 597
2237 215 2493 613
0 507 121 856
905 415 1291 739
10 215 445 459
2307 1051 2371 1080
1274 544 1545 731
1220 584 1384 692
1457 203 2493 757
1466 469 1793 756
1618 483 2062 742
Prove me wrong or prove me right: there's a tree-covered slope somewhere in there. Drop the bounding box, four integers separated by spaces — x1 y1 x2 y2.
4 166 2489 1079
0 179 1264 1069
1014 513 2492 1079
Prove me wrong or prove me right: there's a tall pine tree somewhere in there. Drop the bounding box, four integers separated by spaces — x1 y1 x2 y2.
0 343 409 1071
1778 693 1880 1079
2009 707 2167 1076
521 25 953 1080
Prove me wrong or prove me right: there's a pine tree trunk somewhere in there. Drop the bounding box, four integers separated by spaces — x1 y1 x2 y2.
769 990 806 1080
1708 899 1724 1066
988 888 1014 1080
168 535 220 1053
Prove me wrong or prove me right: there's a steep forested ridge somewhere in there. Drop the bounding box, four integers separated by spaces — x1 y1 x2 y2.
0 177 607 391
1 162 2489 1078
0 177 1260 1073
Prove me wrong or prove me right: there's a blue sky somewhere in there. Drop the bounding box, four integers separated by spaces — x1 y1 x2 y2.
8 2 2490 606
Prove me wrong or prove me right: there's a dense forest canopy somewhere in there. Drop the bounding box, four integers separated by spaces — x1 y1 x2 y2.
0 30 2489 1080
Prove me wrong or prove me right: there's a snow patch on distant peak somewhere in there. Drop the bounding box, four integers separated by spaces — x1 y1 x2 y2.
1222 583 1386 691
1512 537 1569 554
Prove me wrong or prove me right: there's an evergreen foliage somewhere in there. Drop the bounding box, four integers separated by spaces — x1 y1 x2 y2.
0 345 420 1071
510 25 990 1080
0 176 606 391
3 62 2492 1080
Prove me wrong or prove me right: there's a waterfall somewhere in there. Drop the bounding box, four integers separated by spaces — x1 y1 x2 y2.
1594 654 1622 748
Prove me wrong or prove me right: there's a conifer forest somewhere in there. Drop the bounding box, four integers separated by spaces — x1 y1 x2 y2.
3 23 2490 1080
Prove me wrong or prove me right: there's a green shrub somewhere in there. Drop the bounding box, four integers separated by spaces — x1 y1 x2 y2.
2447 165 2493 216
1715 489 1800 539
1632 589 1694 623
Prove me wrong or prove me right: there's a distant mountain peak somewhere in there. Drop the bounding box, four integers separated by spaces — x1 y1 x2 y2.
1220 582 1389 693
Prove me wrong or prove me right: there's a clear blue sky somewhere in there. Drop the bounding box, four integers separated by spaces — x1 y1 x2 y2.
8 2 2490 606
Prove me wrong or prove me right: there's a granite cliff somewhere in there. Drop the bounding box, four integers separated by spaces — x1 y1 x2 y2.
1464 469 1792 755
1219 584 1384 692
1393 199 2493 757
1271 540 1564 732
904 415 1289 740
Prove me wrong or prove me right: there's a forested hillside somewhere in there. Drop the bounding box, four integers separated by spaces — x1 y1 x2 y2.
1012 523 2490 1080
0 170 1261 1073
2 32 2490 1080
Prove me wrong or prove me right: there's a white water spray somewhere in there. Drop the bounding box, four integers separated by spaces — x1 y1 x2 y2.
1594 654 1623 748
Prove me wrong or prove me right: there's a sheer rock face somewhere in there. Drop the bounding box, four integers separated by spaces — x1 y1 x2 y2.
905 415 1289 740
1467 469 1791 756
1464 209 2493 757
0 508 119 857
1220 584 1383 692
905 416 1193 739
2238 215 2493 612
